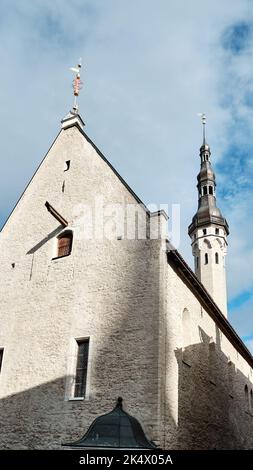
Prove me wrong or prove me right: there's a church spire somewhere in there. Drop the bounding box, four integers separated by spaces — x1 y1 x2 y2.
188 116 229 317
189 114 228 231
61 58 85 131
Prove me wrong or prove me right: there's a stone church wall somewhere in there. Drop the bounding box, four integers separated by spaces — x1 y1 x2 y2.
0 123 252 449
164 261 253 449
0 125 163 449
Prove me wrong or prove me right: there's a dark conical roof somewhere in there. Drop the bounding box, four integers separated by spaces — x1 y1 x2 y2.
188 140 229 236
62 397 156 449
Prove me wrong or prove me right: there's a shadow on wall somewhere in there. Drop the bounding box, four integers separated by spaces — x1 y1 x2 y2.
0 376 162 450
0 331 252 449
0 377 75 449
0 234 179 449
174 325 253 450
1 227 252 449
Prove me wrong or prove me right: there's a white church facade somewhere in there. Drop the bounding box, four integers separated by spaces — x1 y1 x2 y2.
0 68 253 449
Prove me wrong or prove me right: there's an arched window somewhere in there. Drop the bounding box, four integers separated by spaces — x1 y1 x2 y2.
203 186 208 195
204 253 208 265
209 186 213 195
215 252 219 264
57 231 73 258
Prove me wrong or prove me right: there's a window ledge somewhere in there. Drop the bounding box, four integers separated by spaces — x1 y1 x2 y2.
68 397 85 401
52 254 71 261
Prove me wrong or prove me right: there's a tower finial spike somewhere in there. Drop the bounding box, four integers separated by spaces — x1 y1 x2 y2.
197 113 206 145
69 58 83 114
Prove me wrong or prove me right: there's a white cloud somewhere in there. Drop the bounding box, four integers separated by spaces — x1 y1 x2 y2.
0 0 253 334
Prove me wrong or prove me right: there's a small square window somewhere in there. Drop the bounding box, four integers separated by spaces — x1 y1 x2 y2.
64 160 70 172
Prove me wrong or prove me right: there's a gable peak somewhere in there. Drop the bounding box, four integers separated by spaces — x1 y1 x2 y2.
61 110 85 131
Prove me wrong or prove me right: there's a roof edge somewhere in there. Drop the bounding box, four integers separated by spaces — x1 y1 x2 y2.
166 242 253 369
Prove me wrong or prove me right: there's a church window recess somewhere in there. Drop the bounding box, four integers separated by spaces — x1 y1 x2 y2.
57 230 73 258
215 252 219 264
215 228 219 235
245 385 249 410
244 384 249 411
204 253 208 265
74 339 89 398
250 390 253 413
209 186 213 195
196 256 199 269
203 228 207 235
0 349 4 373
203 186 208 195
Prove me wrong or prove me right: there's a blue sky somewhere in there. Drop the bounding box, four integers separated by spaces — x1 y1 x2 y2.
0 0 253 351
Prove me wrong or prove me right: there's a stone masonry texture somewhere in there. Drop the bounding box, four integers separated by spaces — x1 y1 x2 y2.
0 123 252 449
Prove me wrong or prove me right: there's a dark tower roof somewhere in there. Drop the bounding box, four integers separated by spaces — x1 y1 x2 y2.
62 397 156 449
188 138 229 236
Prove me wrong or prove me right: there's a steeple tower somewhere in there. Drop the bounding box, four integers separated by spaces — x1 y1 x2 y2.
188 115 229 317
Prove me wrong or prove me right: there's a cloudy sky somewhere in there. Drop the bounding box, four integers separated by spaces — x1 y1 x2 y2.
0 0 253 351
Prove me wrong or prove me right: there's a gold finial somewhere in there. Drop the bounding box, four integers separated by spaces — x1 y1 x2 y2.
70 58 83 113
198 113 206 144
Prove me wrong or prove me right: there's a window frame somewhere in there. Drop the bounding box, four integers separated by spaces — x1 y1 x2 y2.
65 337 91 401
73 338 90 399
52 230 73 260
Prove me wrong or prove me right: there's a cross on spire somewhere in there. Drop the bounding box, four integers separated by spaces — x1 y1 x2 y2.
69 58 83 113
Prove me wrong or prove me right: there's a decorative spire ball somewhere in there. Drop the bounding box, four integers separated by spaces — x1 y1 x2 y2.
69 58 83 113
